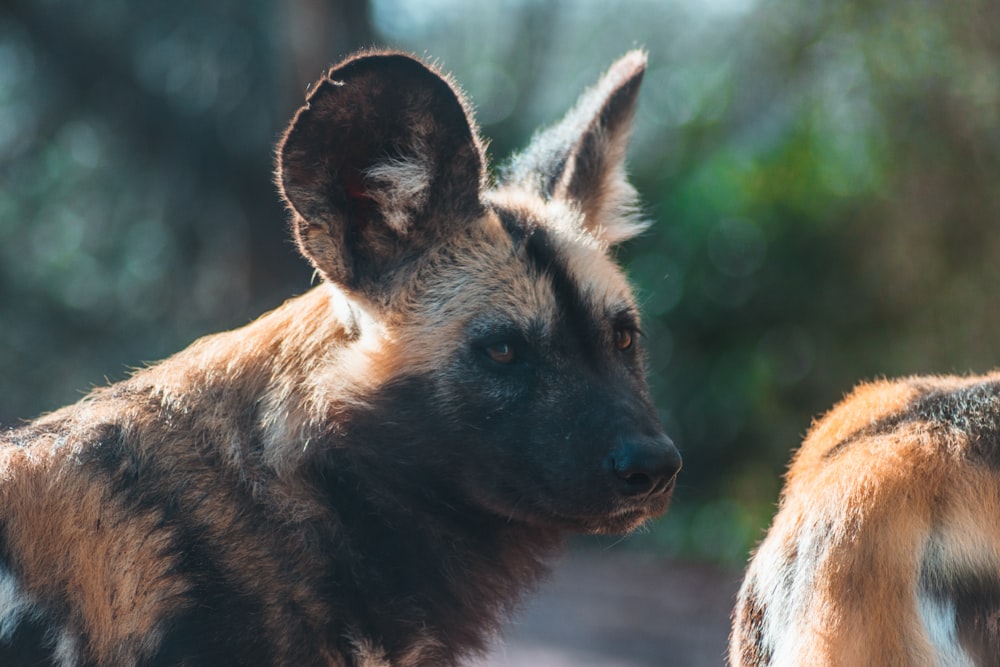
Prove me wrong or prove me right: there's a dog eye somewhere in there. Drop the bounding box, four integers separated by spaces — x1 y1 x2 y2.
614 327 635 351
485 342 516 364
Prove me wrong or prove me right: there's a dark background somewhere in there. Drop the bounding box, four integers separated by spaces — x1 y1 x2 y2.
2 0 999 565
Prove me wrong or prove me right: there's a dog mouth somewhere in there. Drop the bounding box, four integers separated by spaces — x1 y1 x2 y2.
465 461 677 534
506 477 676 534
638 473 676 501
588 480 676 533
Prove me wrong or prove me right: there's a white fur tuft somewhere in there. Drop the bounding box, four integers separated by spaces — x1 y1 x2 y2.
365 156 432 234
0 565 35 642
917 593 976 667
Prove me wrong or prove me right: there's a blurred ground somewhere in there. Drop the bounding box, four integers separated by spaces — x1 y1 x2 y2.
480 550 741 667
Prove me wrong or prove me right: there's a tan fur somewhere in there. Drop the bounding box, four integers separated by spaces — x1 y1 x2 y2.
732 372 1000 666
1 448 182 663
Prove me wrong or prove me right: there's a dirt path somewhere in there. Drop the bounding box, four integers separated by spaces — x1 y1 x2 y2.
479 550 741 667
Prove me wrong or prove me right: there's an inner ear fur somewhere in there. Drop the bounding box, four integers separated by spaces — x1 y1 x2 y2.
501 50 648 245
277 51 486 298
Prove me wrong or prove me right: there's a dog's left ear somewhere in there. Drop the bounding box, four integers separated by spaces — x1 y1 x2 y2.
502 51 648 245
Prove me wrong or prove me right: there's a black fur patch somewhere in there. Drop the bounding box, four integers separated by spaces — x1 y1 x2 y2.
496 205 616 371
734 583 772 667
953 576 1000 661
147 526 277 667
920 554 1000 662
823 379 1000 464
493 204 535 246
523 224 605 361
81 423 278 665
0 615 60 667
308 374 560 662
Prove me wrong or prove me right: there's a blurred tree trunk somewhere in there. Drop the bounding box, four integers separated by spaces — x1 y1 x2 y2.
282 0 375 115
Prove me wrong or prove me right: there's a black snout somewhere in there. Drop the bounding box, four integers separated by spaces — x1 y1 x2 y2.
607 434 682 497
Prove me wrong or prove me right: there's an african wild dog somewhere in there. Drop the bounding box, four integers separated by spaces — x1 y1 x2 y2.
731 374 1000 666
0 50 680 666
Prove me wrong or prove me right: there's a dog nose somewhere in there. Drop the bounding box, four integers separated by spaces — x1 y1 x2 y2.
607 434 682 496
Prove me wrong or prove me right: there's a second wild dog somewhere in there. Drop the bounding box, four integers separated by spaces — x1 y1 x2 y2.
0 50 680 666
732 373 1000 666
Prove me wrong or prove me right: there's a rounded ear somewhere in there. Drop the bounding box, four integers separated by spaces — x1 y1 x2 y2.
276 51 486 298
501 51 648 245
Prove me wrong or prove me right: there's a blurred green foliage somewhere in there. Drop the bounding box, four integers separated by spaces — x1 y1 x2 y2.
3 0 1000 564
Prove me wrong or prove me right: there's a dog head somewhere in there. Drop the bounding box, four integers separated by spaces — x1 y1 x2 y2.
277 51 679 534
